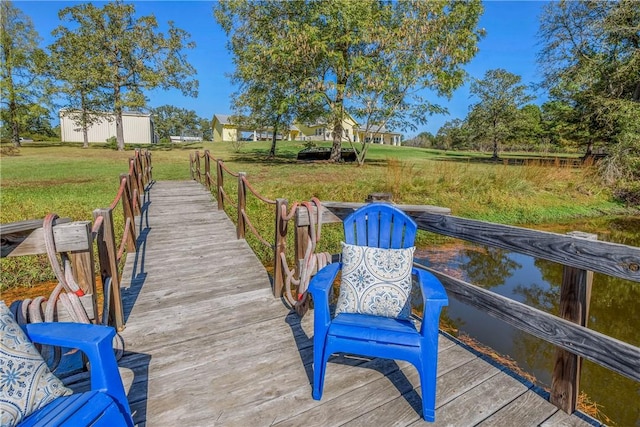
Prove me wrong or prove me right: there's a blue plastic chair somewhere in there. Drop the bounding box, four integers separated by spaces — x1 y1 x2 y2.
308 203 448 422
19 323 133 427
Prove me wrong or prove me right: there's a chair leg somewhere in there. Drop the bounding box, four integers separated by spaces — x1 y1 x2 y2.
419 355 438 422
312 347 327 400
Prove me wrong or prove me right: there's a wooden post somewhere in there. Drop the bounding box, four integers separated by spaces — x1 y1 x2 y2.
128 158 140 207
294 206 311 283
120 174 139 247
93 208 125 331
273 199 288 298
550 231 597 413
204 150 211 190
217 160 224 210
237 172 247 239
67 221 99 324
195 151 201 182
189 153 195 180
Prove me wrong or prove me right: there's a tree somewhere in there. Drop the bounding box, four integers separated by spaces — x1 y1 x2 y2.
216 0 484 164
0 1 51 147
435 118 471 150
510 104 543 150
468 69 534 158
150 105 201 142
215 1 324 158
49 22 112 148
55 1 199 150
538 0 640 202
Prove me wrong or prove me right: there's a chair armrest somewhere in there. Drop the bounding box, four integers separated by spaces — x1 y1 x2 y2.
25 323 132 426
309 262 341 298
308 262 341 329
412 267 448 303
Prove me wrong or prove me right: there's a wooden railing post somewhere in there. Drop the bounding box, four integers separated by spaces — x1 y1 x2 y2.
120 174 138 249
294 206 311 283
68 221 99 324
195 151 201 182
189 152 195 180
550 231 597 413
204 150 212 190
237 172 247 239
273 198 288 298
216 160 224 210
93 208 125 331
128 158 140 204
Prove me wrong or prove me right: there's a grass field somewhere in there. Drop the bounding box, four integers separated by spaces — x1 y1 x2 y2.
0 140 631 290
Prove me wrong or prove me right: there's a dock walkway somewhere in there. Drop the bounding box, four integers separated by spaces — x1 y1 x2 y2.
110 180 593 426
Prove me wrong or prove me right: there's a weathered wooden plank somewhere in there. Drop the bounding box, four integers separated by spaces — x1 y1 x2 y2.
296 202 451 226
476 390 560 427
1 220 92 257
337 356 498 426
428 371 529 426
422 265 640 383
540 409 596 427
412 212 640 282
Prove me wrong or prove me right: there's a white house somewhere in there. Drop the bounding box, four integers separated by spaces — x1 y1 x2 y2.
59 110 156 144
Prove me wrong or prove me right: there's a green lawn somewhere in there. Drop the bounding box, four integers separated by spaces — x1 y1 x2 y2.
0 140 631 289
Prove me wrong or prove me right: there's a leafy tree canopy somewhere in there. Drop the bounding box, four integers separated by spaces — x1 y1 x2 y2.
216 0 485 164
53 0 199 150
0 1 51 147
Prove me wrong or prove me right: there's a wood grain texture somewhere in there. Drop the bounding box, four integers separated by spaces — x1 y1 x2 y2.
1 221 92 257
424 265 640 383
76 180 596 426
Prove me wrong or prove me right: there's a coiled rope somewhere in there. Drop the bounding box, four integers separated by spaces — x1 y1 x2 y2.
10 213 124 371
280 198 332 315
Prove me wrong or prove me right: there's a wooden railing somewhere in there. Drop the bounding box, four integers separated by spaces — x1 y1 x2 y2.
1 149 152 332
190 149 639 415
190 150 284 286
92 149 152 330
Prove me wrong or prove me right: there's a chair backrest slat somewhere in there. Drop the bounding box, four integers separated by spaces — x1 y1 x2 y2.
343 203 417 249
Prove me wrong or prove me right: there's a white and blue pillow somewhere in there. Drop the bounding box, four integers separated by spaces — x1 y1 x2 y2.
0 301 72 426
336 242 415 319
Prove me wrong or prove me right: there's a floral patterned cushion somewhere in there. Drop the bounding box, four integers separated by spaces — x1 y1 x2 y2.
336 243 415 319
0 301 72 426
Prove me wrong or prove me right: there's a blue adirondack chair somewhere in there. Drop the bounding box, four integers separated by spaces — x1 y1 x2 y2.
308 203 448 422
18 323 133 427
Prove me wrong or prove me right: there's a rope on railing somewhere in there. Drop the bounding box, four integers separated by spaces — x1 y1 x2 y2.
241 175 276 205
116 217 132 262
110 177 127 210
219 187 237 209
218 160 240 178
280 198 332 310
241 210 274 249
191 150 330 312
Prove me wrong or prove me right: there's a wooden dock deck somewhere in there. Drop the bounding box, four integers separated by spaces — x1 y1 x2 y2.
108 180 595 426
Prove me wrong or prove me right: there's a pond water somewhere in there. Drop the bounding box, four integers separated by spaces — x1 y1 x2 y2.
415 216 640 427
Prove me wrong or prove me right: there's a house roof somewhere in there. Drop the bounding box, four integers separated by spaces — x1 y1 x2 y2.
213 114 233 125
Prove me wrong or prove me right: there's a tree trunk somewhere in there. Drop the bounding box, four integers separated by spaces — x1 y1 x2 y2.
115 108 125 151
329 72 347 162
9 99 21 148
81 110 89 148
330 118 343 162
269 120 279 158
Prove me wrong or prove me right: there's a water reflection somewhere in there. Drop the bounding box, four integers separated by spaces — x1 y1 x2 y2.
415 216 640 427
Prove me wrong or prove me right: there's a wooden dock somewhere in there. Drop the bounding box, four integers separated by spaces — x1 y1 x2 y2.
103 180 595 426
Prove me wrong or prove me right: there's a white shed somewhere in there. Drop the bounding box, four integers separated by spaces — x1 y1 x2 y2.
59 110 156 144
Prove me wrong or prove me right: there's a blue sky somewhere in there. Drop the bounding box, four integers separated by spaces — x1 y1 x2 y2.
15 0 547 138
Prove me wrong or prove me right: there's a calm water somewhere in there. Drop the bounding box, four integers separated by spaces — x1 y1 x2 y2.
415 216 640 427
